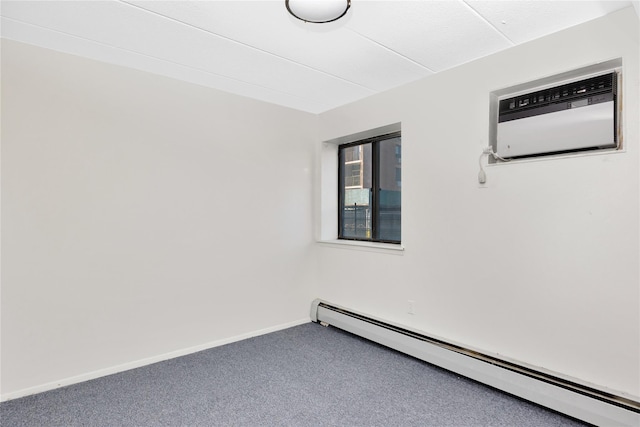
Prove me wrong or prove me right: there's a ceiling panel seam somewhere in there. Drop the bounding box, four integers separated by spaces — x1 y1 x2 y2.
461 0 515 46
346 28 435 73
118 0 377 94
0 15 329 106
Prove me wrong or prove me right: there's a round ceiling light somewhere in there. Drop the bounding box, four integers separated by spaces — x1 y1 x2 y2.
286 0 351 24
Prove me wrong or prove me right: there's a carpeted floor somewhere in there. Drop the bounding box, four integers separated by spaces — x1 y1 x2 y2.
1 322 588 426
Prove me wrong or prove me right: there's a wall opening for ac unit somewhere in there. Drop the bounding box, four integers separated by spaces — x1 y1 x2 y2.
488 58 622 162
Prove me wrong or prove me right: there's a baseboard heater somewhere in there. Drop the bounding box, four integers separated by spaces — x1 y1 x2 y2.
310 299 640 427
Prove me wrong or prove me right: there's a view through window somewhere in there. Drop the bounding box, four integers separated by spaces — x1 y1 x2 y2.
338 132 401 243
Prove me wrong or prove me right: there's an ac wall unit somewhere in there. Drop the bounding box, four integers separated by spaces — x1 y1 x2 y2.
311 299 640 427
496 70 619 159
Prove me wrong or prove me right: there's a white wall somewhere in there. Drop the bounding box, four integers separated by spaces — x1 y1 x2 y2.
1 40 316 397
316 8 639 399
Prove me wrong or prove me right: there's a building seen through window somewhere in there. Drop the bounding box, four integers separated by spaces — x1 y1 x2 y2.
338 132 401 243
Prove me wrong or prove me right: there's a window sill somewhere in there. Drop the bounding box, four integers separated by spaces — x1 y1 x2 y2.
487 146 623 166
317 239 404 254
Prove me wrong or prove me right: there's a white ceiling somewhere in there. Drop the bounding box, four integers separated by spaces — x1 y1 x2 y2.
1 0 634 113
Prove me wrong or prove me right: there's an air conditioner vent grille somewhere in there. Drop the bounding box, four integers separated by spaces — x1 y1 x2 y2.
499 72 615 123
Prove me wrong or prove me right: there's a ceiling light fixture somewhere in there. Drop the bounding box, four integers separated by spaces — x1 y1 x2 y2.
286 0 351 24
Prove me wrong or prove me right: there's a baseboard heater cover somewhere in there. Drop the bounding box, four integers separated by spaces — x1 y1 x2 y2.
310 299 640 427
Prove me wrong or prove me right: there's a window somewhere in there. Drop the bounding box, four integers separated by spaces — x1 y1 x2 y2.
338 132 401 244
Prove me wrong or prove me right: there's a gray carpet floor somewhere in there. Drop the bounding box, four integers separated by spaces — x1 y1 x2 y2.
1 322 589 426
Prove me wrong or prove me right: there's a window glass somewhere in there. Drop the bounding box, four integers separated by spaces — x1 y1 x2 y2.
338 133 401 243
340 143 372 239
378 137 401 242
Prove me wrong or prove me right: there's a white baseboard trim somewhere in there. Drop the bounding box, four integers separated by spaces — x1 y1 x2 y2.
1 318 310 402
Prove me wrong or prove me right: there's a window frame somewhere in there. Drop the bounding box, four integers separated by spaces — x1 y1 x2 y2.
338 131 401 244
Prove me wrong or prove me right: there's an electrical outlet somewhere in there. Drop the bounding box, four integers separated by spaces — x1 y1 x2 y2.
407 300 415 315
